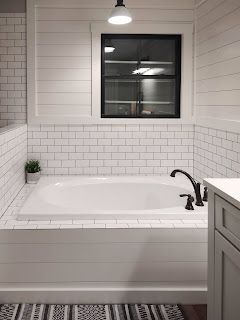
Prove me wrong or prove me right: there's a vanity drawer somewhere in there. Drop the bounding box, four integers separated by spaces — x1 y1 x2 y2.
215 195 240 251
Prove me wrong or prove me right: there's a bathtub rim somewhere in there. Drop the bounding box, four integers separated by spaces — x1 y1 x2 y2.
17 175 208 221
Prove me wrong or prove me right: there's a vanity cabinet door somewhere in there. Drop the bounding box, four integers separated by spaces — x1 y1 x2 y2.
214 231 240 320
215 195 240 250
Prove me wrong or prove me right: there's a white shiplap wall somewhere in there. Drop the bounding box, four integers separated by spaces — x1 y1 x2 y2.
0 228 207 304
195 0 240 129
33 0 194 121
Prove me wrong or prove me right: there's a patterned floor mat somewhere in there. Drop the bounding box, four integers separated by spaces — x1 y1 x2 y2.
0 304 187 320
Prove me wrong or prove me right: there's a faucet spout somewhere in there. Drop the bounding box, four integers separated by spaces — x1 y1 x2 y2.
170 169 204 206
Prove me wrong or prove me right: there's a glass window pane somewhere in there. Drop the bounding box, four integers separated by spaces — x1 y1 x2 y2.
140 38 176 76
103 38 139 76
103 79 138 116
139 61 175 76
139 79 177 116
141 38 176 62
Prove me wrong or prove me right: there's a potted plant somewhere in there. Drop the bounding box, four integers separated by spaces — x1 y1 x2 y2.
25 160 41 184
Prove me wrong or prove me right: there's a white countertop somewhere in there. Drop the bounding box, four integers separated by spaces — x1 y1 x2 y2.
204 178 240 210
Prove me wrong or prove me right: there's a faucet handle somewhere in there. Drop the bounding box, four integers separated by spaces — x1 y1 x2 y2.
203 187 208 202
195 182 204 206
179 194 194 210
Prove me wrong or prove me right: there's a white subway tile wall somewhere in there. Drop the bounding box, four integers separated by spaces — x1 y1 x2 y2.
0 125 27 217
28 124 194 175
194 126 240 182
0 13 26 127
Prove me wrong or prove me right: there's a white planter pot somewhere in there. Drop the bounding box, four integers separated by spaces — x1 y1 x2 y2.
26 172 40 184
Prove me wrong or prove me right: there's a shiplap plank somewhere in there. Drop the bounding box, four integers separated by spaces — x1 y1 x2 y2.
196 40 240 69
196 56 240 80
198 106 240 120
37 21 90 33
0 262 207 283
196 90 240 106
38 92 91 105
195 0 206 6
38 105 91 116
0 229 207 244
196 73 240 93
36 0 194 10
37 69 91 81
196 0 224 19
0 281 207 289
196 7 240 44
37 57 91 69
37 81 91 93
36 33 91 45
196 24 240 56
36 8 193 22
196 0 240 32
0 243 207 263
36 45 91 57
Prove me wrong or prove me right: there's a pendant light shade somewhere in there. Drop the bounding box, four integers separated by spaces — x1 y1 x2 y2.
108 0 132 25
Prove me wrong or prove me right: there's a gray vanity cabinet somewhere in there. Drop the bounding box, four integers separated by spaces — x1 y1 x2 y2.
214 231 240 320
205 180 240 320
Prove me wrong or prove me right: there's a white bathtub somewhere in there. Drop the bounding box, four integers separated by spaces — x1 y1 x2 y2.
18 176 208 220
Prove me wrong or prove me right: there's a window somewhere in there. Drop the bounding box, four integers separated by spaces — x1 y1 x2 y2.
101 34 181 118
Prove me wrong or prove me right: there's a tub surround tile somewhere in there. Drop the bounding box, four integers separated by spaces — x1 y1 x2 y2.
0 14 26 127
138 219 160 224
28 124 194 176
28 220 50 225
174 223 197 228
117 219 139 224
50 220 72 225
0 125 27 218
0 184 207 230
60 224 84 229
83 224 106 228
127 223 152 228
194 126 240 181
37 224 61 229
151 223 174 228
95 220 117 224
105 224 129 229
73 219 94 224
14 225 37 229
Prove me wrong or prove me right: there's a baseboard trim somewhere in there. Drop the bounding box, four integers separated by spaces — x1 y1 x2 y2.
0 287 207 304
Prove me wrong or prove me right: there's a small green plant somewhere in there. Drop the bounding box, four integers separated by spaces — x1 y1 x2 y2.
25 160 41 173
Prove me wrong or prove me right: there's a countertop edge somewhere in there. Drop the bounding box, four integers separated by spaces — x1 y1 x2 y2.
204 178 240 210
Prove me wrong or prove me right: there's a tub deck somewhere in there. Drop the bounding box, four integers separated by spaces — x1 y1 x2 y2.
0 184 207 229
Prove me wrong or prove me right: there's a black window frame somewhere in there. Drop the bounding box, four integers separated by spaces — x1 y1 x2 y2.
101 33 182 119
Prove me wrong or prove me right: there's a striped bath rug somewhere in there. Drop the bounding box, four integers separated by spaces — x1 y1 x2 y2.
0 304 187 320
